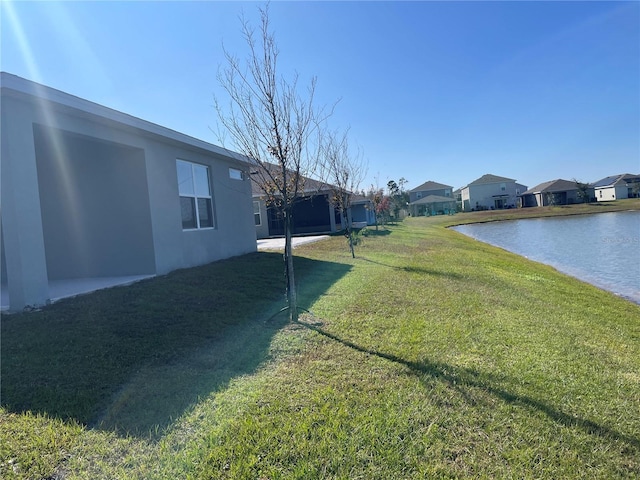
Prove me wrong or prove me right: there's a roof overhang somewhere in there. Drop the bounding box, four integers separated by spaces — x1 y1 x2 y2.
1 72 252 167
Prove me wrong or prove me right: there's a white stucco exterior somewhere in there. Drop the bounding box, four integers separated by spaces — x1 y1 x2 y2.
460 174 526 211
1 73 256 311
593 174 640 202
597 186 624 201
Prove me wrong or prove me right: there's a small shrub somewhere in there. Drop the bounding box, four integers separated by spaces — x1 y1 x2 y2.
359 227 371 237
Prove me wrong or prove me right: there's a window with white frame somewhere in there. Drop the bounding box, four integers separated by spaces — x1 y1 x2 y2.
176 159 214 229
253 201 262 226
229 168 243 180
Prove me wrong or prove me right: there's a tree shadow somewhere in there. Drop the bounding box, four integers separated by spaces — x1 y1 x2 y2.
362 228 392 236
0 252 350 439
329 227 393 239
358 257 464 280
295 320 640 451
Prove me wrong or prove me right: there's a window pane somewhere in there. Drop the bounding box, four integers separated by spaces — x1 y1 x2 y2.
229 168 243 180
193 164 211 197
180 197 197 229
197 198 214 228
254 213 261 226
253 201 260 214
176 160 195 195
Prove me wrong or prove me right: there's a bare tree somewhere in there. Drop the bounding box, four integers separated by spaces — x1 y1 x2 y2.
215 5 332 321
323 130 367 258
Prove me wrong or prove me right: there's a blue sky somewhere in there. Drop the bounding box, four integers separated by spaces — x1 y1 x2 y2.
2 1 638 192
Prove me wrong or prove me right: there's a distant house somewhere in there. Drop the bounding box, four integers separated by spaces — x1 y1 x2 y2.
519 179 594 207
453 188 463 210
253 174 348 239
1 73 256 311
593 173 640 202
349 195 376 228
460 174 527 211
409 181 453 203
409 195 458 217
408 181 454 216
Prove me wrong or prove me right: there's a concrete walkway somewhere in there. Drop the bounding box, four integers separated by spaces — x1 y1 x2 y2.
1 275 154 312
257 235 330 251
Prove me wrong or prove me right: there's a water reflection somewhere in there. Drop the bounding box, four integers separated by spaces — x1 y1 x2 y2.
452 211 640 304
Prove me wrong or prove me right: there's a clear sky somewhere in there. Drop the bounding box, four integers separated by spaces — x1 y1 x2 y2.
2 1 638 192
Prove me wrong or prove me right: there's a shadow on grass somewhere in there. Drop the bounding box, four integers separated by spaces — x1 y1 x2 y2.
362 228 392 236
329 226 393 239
295 320 640 452
359 257 464 280
0 252 350 439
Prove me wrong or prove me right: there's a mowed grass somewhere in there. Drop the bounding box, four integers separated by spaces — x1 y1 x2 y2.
2 201 639 479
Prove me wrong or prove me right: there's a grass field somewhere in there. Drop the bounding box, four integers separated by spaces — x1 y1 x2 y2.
1 200 639 479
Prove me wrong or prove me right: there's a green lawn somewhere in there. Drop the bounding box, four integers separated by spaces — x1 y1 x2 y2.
2 201 639 479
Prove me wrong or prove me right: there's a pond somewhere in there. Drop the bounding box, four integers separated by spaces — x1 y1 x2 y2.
452 211 640 304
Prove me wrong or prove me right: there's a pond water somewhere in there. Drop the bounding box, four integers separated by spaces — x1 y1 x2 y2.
452 211 640 304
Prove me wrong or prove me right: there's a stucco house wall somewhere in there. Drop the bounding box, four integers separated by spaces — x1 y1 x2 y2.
460 174 525 211
461 183 498 211
563 189 584 205
520 179 594 207
350 200 376 227
1 73 256 311
594 174 640 202
253 199 270 239
596 186 621 201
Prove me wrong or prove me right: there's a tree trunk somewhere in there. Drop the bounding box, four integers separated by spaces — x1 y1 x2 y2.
348 228 355 258
342 208 356 258
283 207 298 322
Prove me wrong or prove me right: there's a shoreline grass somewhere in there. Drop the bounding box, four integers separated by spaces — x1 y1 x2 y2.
443 198 640 226
2 199 639 479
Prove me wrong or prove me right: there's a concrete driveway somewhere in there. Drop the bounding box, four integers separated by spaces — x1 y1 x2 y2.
257 235 330 251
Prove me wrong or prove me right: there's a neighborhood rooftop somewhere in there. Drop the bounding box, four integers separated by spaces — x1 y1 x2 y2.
410 180 453 192
592 173 640 188
249 164 330 196
522 179 581 194
411 194 458 205
466 174 517 186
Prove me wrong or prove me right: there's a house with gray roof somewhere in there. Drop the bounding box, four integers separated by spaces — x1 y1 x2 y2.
459 174 527 211
252 169 355 239
408 180 455 216
409 180 453 203
1 73 256 311
519 179 593 207
592 173 640 202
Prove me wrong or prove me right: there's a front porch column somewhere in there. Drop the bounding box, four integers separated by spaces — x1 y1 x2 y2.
1 97 50 310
